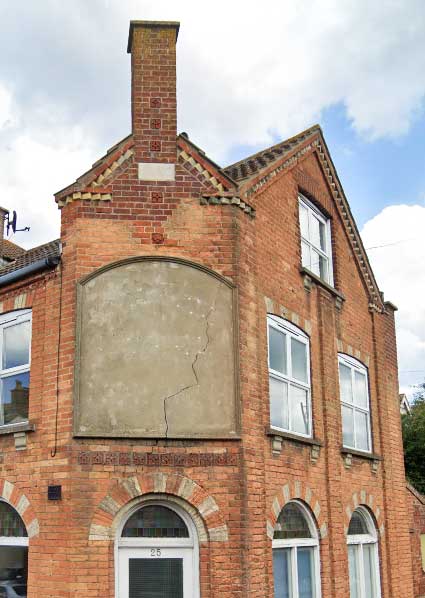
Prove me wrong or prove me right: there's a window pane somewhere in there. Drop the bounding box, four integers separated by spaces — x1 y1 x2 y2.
354 371 368 408
301 242 310 269
273 548 291 598
270 378 289 430
122 506 188 538
348 545 361 598
0 546 27 587
291 338 307 383
339 364 353 404
297 547 314 598
318 254 328 281
310 249 321 277
291 386 310 436
342 405 354 447
355 410 370 452
1 373 29 425
319 220 327 252
269 327 287 375
0 503 27 537
274 502 312 540
348 511 369 535
310 214 321 249
3 322 30 370
299 203 309 238
363 544 377 598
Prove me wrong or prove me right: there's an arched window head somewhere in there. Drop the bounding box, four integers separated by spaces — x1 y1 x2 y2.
274 502 313 540
0 502 27 538
272 501 321 598
121 505 189 539
348 510 370 536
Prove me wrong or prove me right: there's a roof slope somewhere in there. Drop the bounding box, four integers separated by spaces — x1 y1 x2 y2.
224 125 320 182
0 239 26 260
0 239 61 277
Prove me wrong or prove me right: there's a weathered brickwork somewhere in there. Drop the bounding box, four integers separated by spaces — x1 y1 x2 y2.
0 19 415 598
408 485 425 597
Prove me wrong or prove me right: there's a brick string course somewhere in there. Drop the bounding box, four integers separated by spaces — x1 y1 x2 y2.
0 21 415 597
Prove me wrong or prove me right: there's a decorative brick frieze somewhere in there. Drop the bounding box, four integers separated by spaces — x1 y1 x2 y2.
77 450 238 468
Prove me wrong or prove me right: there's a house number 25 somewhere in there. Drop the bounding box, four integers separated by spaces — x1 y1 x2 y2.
150 549 161 557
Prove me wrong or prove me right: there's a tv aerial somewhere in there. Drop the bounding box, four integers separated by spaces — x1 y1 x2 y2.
6 211 30 236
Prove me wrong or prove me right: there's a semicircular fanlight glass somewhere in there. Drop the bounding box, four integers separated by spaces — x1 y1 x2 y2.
122 505 189 539
0 502 27 537
348 510 369 535
274 502 312 540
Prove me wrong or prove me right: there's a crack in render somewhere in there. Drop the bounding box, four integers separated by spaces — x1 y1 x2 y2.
163 293 218 438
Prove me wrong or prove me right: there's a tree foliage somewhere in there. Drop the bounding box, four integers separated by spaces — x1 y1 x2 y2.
402 383 425 494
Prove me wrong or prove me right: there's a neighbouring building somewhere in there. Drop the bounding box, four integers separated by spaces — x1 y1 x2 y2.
400 393 412 415
0 20 416 598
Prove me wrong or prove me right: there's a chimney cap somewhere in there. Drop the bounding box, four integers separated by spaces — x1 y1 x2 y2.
127 20 180 53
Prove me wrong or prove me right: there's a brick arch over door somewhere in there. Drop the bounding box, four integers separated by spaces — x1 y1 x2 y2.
266 479 327 540
89 473 228 544
0 480 39 538
343 489 385 537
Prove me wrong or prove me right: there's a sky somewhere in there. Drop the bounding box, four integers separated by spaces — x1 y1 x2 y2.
0 0 424 396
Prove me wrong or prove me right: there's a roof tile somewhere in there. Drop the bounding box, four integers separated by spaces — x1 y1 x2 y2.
0 239 61 277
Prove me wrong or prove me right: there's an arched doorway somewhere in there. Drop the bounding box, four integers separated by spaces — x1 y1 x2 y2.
116 501 199 598
0 500 28 597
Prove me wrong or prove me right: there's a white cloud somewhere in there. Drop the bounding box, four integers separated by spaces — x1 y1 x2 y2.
0 1 425 247
0 85 12 129
361 205 425 397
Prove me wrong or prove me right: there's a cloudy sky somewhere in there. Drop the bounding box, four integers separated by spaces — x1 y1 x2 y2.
1 0 424 395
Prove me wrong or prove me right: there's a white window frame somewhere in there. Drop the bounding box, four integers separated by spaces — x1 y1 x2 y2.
267 314 312 438
115 500 200 598
338 354 372 453
0 309 32 427
272 500 322 598
299 194 334 286
347 507 382 598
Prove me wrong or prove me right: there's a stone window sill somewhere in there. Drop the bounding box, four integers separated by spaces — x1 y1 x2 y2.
267 428 322 446
341 447 382 472
0 422 35 436
267 428 322 462
300 267 345 308
0 422 35 450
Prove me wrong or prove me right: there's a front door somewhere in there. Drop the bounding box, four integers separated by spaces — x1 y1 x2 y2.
118 547 193 598
116 503 198 598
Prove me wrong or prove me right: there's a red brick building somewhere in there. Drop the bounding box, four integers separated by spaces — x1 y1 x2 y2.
0 20 415 598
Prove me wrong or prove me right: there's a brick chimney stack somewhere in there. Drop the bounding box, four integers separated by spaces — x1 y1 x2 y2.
127 20 180 182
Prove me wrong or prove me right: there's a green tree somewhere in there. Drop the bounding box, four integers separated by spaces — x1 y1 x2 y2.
402 383 425 493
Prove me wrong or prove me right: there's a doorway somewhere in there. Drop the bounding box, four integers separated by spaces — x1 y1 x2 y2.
117 502 199 598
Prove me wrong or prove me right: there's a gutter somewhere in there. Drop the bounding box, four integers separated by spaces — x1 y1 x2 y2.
0 255 61 288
